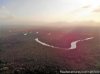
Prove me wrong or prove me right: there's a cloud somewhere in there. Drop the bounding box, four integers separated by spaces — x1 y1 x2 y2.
93 7 100 12
71 5 91 14
81 5 90 9
0 6 15 20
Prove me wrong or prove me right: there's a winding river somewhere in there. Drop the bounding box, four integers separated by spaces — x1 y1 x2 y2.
35 37 94 50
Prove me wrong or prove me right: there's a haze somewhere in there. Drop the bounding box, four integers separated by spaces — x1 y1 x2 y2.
0 0 100 26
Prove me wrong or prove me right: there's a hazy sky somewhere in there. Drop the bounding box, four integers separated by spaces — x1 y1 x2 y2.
0 0 100 25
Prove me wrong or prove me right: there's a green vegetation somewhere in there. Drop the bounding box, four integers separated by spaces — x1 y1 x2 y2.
0 26 100 73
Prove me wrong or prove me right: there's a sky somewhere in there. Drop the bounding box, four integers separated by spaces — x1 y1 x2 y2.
0 0 100 26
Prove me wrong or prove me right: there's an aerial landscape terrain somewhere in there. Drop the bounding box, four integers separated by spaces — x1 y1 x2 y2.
0 0 100 74
0 25 100 74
